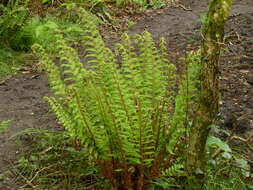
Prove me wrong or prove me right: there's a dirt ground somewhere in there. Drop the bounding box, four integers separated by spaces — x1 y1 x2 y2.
0 0 253 188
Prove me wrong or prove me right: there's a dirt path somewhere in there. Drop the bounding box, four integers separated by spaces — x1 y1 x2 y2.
0 0 253 188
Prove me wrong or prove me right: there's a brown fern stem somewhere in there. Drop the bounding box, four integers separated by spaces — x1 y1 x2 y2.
154 101 165 151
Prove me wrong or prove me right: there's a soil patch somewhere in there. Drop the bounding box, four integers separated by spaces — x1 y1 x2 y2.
0 0 253 188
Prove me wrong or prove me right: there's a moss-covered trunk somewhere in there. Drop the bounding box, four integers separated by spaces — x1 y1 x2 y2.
186 0 232 189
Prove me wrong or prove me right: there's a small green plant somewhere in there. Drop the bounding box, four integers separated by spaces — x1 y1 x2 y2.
33 8 200 189
42 0 54 4
199 13 207 25
115 0 165 9
0 120 11 133
203 157 250 190
0 0 31 50
0 49 17 78
127 21 136 28
148 0 165 9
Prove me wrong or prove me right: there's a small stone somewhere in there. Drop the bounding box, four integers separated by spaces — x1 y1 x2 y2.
237 119 250 134
246 73 253 85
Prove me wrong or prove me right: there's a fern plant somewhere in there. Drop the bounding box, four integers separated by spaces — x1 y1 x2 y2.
33 8 199 189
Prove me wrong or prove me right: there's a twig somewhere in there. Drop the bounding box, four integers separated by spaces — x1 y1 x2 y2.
235 31 241 41
83 183 97 190
14 168 37 189
212 121 237 158
178 32 190 40
201 32 225 45
235 153 253 165
3 159 37 189
230 133 253 152
178 4 192 11
19 164 56 189
0 75 12 85
228 13 241 19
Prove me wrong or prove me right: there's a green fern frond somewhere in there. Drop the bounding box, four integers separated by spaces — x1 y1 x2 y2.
167 50 201 153
162 163 185 177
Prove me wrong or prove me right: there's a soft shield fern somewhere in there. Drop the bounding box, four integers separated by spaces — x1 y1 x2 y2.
33 9 200 190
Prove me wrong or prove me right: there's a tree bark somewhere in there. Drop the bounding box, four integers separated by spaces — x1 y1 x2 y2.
186 0 232 189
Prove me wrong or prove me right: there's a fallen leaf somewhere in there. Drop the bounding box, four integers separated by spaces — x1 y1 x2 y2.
21 71 31 74
12 66 31 72
239 70 249 74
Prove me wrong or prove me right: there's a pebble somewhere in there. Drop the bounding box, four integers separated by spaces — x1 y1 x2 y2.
246 73 253 85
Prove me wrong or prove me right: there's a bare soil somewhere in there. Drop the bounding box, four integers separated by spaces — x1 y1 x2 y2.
0 0 253 189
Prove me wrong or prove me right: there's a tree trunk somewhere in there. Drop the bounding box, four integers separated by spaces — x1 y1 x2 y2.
186 0 232 189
